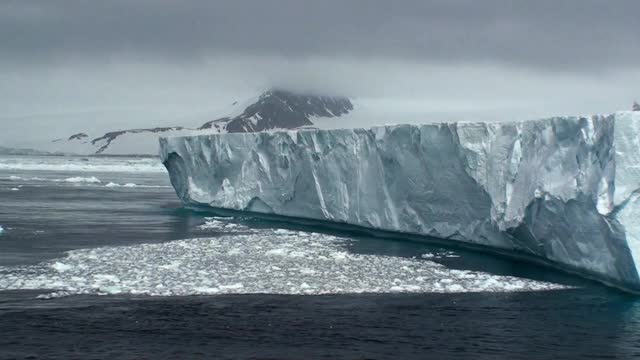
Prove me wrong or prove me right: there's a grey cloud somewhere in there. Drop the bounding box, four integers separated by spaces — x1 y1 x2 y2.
1 0 639 71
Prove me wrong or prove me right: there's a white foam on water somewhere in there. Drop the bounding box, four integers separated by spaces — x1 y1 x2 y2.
0 218 569 298
62 176 101 183
0 225 4 234
104 182 170 188
5 176 169 188
0 157 165 173
197 217 253 232
5 175 101 184
422 251 461 259
5 176 47 181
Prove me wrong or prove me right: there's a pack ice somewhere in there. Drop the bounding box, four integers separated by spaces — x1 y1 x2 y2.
160 111 640 293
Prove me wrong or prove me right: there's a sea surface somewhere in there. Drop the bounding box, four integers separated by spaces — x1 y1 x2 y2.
1 155 639 359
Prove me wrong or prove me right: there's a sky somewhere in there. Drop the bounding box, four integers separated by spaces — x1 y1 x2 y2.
1 0 639 146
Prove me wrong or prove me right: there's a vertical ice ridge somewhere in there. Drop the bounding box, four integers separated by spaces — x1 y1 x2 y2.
611 112 640 279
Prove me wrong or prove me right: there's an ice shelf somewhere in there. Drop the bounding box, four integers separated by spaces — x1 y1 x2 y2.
160 112 640 293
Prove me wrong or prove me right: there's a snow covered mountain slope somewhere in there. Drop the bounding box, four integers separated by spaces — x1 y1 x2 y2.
199 89 353 133
47 127 195 155
160 111 640 293
45 89 353 155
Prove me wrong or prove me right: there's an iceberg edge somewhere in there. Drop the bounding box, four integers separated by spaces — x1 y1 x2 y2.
160 111 640 293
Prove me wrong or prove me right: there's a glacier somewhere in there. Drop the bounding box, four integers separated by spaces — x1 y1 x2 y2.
159 111 640 293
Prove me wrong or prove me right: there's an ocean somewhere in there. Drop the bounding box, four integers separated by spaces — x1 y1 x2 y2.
1 155 639 359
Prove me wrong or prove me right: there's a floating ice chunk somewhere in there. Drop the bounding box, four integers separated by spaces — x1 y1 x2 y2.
194 287 220 294
51 262 72 272
265 248 289 256
93 274 120 283
198 217 253 233
219 283 244 291
99 286 123 294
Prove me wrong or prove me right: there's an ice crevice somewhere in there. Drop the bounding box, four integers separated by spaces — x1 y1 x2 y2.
160 112 640 293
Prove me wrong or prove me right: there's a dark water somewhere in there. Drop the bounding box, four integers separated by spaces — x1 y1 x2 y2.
1 155 640 359
1 290 639 360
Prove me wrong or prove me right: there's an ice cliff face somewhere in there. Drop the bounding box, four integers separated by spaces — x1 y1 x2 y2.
160 112 640 292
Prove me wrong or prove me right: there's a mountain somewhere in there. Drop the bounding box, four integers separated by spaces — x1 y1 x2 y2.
633 101 640 111
199 89 353 133
49 89 354 155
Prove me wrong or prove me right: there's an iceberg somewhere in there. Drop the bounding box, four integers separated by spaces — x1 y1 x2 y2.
160 111 640 293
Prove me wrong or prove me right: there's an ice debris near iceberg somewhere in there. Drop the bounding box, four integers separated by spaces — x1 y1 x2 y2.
160 111 640 292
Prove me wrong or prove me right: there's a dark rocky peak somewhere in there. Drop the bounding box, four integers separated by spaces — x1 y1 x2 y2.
254 89 353 118
68 133 88 141
199 89 353 133
89 127 185 153
633 101 640 112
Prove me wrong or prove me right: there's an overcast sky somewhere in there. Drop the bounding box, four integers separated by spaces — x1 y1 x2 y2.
1 0 639 145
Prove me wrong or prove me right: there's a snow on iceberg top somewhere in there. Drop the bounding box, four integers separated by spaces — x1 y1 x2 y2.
159 111 636 141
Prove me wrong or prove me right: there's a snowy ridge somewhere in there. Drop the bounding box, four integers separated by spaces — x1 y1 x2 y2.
51 127 198 155
47 89 353 155
160 111 640 292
